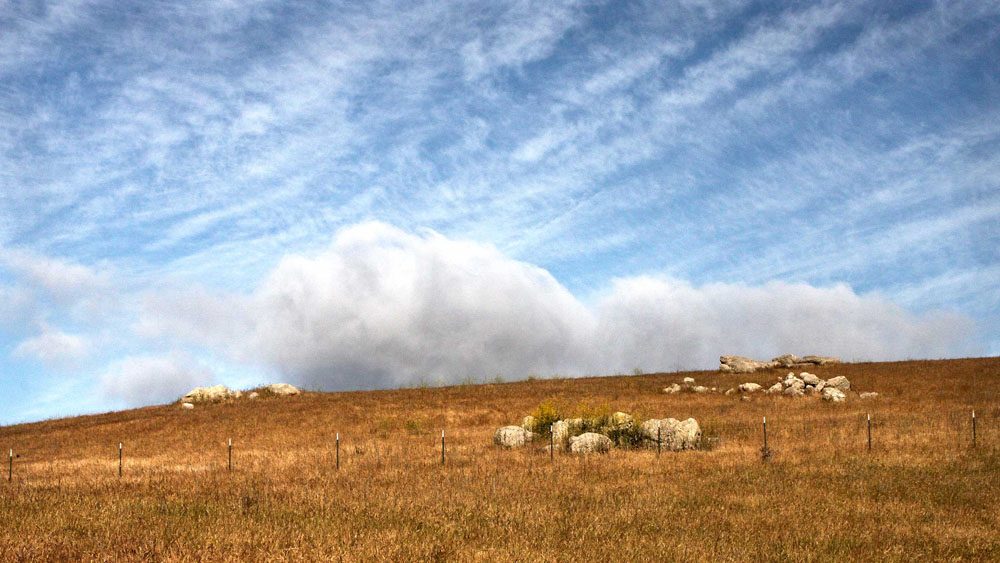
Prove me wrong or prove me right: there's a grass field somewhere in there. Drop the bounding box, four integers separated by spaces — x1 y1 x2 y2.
1 357 998 561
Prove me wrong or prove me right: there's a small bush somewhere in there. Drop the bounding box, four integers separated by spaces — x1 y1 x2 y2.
528 401 562 435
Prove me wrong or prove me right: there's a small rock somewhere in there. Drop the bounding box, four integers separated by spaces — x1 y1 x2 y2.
738 382 763 393
181 402 194 410
859 392 879 400
494 426 535 448
569 432 613 454
740 395 751 402
662 384 682 394
248 392 259 400
825 376 851 392
683 377 695 385
691 386 709 394
815 381 826 392
766 382 784 394
724 388 736 396
821 387 847 403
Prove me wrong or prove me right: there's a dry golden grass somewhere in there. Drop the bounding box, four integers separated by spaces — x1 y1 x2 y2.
1 357 998 561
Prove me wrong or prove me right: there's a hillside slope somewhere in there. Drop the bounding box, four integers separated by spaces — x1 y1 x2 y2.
1 357 999 561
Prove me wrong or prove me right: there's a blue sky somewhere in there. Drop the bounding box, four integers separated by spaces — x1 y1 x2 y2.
1 0 997 424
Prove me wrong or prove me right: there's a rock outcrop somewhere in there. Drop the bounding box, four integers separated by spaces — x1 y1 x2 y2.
181 385 241 403
719 354 842 373
825 376 851 392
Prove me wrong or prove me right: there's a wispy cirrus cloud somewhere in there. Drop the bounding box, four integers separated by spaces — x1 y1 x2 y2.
0 0 997 422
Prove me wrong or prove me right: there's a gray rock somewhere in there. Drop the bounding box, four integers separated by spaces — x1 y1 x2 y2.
569 432 613 454
825 376 851 392
771 354 801 368
682 377 695 385
766 382 784 394
783 385 805 397
691 386 709 394
821 387 846 403
724 388 736 396
719 355 774 373
859 392 879 400
814 381 826 392
799 372 821 386
662 384 682 394
801 355 841 365
738 382 763 393
494 426 534 448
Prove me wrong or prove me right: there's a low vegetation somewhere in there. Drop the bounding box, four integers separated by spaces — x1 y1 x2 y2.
0 357 998 560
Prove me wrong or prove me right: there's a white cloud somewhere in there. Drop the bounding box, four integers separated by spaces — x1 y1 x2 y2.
0 249 110 303
12 326 90 367
100 353 214 406
138 223 978 391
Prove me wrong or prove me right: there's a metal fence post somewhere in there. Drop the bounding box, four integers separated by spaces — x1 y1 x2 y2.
336 432 340 470
441 430 445 465
867 413 872 453
118 442 123 478
228 438 233 472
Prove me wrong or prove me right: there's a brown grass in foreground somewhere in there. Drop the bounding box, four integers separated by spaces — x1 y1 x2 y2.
1 358 998 561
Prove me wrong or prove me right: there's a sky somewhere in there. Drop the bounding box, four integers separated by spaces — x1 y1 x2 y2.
0 0 997 424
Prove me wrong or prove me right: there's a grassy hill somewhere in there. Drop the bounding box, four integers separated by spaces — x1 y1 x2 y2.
1 357 998 561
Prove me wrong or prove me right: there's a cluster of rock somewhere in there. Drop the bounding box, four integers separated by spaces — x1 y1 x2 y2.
493 412 701 454
719 354 841 374
733 373 878 403
662 377 716 395
663 373 878 403
179 383 300 409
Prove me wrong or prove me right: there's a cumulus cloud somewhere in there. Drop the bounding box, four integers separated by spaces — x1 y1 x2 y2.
0 249 110 303
100 354 214 406
139 222 978 391
12 326 90 368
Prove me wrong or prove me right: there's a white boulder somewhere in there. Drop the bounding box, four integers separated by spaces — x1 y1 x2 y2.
569 433 613 454
719 355 774 373
641 418 701 451
662 384 682 394
180 402 194 410
738 382 763 393
267 383 300 396
821 387 846 403
494 426 534 448
550 420 571 449
766 382 784 394
691 386 709 394
682 377 695 385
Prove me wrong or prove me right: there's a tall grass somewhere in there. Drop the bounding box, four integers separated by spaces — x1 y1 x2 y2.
0 358 998 561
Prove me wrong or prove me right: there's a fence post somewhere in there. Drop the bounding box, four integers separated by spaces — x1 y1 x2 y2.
441 430 445 465
336 432 340 470
657 426 662 457
228 438 233 472
7 449 11 482
550 425 554 461
118 442 123 478
972 410 977 448
763 416 768 452
867 413 872 453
